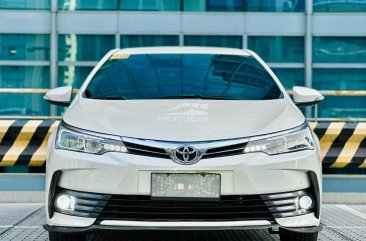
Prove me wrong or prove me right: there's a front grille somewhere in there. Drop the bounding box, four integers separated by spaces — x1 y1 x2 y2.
124 142 169 159
124 141 246 160
96 195 274 222
204 143 246 159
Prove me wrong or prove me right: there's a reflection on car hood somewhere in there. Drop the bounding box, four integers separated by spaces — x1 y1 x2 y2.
63 98 305 142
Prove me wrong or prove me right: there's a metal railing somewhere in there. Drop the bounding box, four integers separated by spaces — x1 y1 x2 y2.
287 90 366 96
0 88 366 121
0 88 79 94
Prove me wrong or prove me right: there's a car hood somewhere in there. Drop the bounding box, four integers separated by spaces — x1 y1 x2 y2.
63 98 305 142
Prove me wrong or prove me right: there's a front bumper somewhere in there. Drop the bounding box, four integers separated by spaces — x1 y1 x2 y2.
44 220 323 234
44 220 274 232
45 188 321 233
45 140 322 231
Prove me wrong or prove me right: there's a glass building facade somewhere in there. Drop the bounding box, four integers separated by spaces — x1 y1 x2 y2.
0 0 365 119
0 0 364 11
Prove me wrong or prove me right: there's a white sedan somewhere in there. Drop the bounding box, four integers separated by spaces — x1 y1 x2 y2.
43 47 323 241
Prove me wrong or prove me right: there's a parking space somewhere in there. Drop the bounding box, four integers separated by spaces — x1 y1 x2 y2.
0 204 365 241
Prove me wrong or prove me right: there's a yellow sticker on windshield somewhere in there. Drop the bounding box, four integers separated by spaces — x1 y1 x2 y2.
110 54 130 60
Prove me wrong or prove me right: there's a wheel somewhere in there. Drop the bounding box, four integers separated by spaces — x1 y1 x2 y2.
49 231 87 241
279 229 318 241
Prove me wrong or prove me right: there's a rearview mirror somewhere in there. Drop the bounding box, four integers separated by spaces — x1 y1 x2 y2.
44 86 72 106
292 86 324 107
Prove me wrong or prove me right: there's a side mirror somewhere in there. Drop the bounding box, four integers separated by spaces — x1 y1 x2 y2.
44 86 72 106
292 86 324 107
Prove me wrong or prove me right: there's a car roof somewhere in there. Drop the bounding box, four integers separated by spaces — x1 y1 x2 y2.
113 47 252 56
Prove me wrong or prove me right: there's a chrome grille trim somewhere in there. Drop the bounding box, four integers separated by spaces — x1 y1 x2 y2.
122 137 249 160
126 146 170 156
122 136 250 150
99 220 272 227
205 147 245 155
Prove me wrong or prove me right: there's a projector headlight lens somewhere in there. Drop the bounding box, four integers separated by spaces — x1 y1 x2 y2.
56 124 127 155
244 123 314 155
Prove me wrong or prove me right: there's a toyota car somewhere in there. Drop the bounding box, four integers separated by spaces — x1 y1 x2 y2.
44 47 323 241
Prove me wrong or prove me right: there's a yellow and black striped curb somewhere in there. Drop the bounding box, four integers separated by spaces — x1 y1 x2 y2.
310 122 366 170
0 120 365 172
0 120 59 167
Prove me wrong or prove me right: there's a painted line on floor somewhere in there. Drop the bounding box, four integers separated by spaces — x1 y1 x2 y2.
336 205 366 220
0 226 43 229
0 206 43 236
326 226 366 229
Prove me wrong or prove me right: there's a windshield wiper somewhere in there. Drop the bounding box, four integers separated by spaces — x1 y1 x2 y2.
89 95 127 100
154 95 238 100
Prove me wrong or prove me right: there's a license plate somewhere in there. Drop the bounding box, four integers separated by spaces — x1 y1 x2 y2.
151 173 221 199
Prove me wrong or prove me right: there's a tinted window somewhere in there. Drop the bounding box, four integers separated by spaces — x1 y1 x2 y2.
0 34 50 61
206 0 245 11
59 0 117 10
58 35 115 61
247 0 305 12
248 36 304 63
0 66 50 88
313 37 366 63
120 0 180 11
58 66 93 89
0 0 50 10
184 36 243 48
121 35 179 48
313 69 366 90
313 0 366 12
85 54 282 101
272 68 304 90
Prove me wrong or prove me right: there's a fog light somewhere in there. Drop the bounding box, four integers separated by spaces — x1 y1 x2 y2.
55 194 75 211
298 195 313 210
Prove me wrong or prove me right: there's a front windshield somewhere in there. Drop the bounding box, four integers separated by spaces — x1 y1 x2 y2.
85 54 283 100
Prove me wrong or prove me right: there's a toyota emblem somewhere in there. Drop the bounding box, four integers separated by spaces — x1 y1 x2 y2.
175 146 197 162
166 146 205 165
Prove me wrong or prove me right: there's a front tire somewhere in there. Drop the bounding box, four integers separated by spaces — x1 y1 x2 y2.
49 231 87 241
279 230 318 241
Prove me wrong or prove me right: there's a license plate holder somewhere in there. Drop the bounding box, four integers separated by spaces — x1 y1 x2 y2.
151 173 221 200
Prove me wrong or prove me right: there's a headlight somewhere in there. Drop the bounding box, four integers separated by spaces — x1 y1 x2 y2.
56 124 127 154
244 123 314 155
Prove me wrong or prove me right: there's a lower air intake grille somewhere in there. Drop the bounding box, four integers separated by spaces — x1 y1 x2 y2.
96 195 274 222
54 188 314 222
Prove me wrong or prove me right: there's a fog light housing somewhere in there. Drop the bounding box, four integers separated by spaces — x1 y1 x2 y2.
298 195 313 210
55 194 75 211
261 189 315 218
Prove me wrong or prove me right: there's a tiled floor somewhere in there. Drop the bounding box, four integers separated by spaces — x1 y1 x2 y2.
0 204 365 241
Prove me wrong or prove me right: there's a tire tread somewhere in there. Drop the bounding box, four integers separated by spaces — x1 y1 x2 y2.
279 230 318 241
